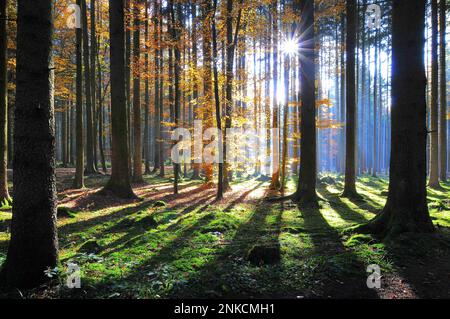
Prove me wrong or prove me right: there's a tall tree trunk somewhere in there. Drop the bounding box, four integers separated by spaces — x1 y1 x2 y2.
91 0 98 172
294 0 317 205
73 0 84 189
212 0 223 199
358 0 434 238
82 0 96 174
144 0 151 175
103 0 136 198
190 3 200 179
132 0 143 182
269 0 281 190
342 0 360 198
439 0 447 182
0 0 11 206
429 0 441 189
201 0 214 185
152 0 160 174
0 0 58 288
223 0 243 191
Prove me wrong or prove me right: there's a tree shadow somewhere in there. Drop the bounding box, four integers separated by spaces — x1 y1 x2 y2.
299 204 379 298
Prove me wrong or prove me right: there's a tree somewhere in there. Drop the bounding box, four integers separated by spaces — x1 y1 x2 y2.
144 0 151 175
132 0 143 182
73 0 84 189
0 0 58 288
293 0 318 205
201 0 214 185
103 0 136 198
342 0 360 199
0 0 11 206
357 0 434 238
223 0 243 191
429 0 441 189
82 0 96 174
269 0 281 190
439 0 447 182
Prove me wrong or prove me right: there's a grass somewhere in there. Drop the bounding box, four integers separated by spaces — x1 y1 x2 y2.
0 171 449 299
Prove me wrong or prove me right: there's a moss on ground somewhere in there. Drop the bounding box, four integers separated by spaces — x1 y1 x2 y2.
0 174 449 298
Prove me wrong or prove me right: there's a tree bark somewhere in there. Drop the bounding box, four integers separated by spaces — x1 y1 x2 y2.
0 0 11 206
342 0 360 198
73 0 84 189
439 0 447 182
429 0 441 189
82 0 96 174
103 0 136 198
358 0 434 238
294 0 318 205
0 0 58 288
132 0 143 182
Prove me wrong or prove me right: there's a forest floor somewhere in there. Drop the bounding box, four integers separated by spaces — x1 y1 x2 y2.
1 168 450 299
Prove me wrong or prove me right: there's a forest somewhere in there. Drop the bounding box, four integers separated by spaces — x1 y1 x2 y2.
0 0 449 301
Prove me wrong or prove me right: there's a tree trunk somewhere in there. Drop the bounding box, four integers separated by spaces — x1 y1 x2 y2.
144 0 151 175
342 0 360 198
201 0 214 185
0 0 58 288
269 0 280 190
91 0 98 172
0 0 11 206
82 0 96 174
359 0 434 238
439 0 447 182
294 0 318 205
103 0 136 198
132 0 143 182
429 0 441 189
73 0 84 189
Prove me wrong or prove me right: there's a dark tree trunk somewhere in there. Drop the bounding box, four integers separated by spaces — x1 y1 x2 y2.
201 0 214 185
190 3 200 180
429 0 441 188
294 0 318 205
439 0 447 182
73 0 84 189
359 0 434 238
144 0 151 175
82 0 96 174
212 0 223 199
132 0 143 182
0 0 58 288
152 0 160 174
103 0 136 198
342 0 360 198
0 0 11 205
91 0 98 172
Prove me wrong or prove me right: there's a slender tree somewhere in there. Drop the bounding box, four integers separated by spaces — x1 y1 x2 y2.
0 0 11 206
132 0 143 182
357 0 434 238
81 0 96 174
429 0 441 189
103 0 136 198
0 0 58 288
73 0 84 189
342 0 360 198
439 0 447 182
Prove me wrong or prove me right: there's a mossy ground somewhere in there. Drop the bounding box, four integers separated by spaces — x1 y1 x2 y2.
0 169 449 298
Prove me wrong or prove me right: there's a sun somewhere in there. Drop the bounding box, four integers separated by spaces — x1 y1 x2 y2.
281 38 299 56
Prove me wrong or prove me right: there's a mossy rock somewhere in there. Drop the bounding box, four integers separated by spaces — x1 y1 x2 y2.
57 207 76 218
247 245 281 266
135 215 158 229
319 176 336 185
153 200 167 208
78 240 102 253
